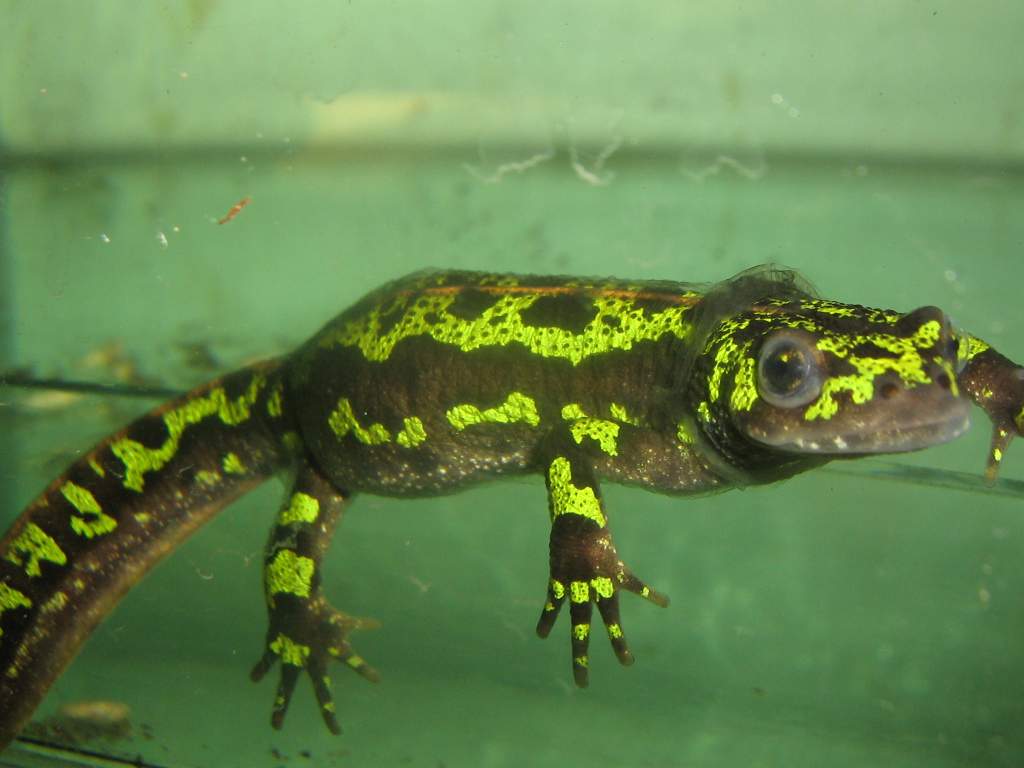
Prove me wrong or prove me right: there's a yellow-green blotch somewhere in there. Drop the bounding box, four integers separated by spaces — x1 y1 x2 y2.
548 457 606 528
550 579 566 600
697 401 712 423
561 404 619 456
4 522 67 577
933 357 960 397
270 633 310 666
801 300 857 318
267 385 283 418
328 398 391 444
41 591 68 614
327 289 693 366
0 583 32 639
266 549 315 600
730 355 758 412
707 321 751 402
111 375 265 492
561 403 587 421
280 492 320 525
966 334 990 361
61 482 117 538
805 347 932 421
344 655 367 671
396 416 427 448
608 402 641 426
816 322 941 360
913 319 941 347
0 583 32 613
568 419 619 456
570 580 590 603
222 452 247 474
195 470 221 487
590 576 614 599
447 391 539 430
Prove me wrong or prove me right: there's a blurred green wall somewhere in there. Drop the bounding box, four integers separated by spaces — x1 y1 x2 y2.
2 1 1022 161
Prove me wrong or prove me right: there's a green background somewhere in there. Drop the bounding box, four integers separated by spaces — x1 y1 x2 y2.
1 2 1022 767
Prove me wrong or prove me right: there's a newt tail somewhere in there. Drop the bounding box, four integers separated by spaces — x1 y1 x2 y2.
0 360 293 747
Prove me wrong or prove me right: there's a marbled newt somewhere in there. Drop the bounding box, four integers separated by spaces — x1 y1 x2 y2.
1 266 1023 746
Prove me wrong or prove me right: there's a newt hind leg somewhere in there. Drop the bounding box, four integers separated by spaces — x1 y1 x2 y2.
250 461 379 734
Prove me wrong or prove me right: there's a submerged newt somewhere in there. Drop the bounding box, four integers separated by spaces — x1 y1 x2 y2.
1 265 1022 746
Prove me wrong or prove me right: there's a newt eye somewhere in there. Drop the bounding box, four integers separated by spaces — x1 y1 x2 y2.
756 331 823 408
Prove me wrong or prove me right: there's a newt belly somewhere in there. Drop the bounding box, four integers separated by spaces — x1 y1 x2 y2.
1 265 1022 747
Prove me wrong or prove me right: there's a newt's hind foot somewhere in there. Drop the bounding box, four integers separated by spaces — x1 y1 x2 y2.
250 598 379 734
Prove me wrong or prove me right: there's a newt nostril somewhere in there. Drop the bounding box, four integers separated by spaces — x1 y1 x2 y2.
936 372 952 391
879 382 899 399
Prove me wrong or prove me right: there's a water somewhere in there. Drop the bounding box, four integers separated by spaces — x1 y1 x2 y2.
2 4 1023 767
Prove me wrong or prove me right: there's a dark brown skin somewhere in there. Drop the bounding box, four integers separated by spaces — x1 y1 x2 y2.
1 267 1021 748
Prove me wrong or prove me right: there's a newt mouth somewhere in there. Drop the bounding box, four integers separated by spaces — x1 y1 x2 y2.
741 391 972 455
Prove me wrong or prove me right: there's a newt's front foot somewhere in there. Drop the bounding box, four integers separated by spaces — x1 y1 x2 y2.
250 597 379 734
959 344 1024 480
535 515 669 687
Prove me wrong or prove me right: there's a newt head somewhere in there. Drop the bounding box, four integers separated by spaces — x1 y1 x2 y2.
705 301 972 456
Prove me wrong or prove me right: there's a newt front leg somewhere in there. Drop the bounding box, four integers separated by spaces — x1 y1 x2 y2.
959 340 1024 480
535 445 668 686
